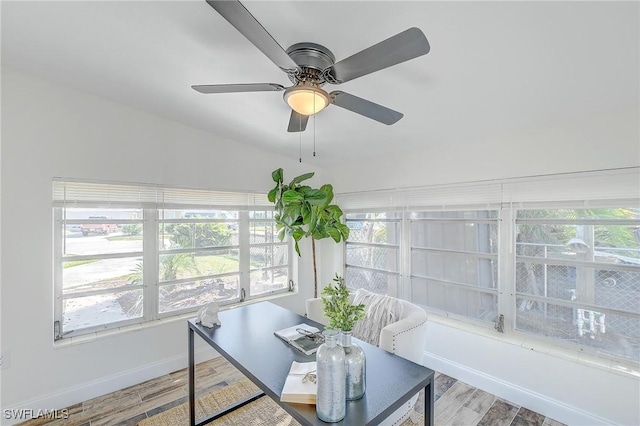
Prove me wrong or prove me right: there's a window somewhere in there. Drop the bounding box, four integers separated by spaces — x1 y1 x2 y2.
56 207 144 332
515 208 640 360
410 210 499 324
249 211 290 296
158 209 240 315
343 210 499 323
345 212 401 294
339 168 639 362
53 181 291 339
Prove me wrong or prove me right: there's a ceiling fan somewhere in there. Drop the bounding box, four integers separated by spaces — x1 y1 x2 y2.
192 0 431 132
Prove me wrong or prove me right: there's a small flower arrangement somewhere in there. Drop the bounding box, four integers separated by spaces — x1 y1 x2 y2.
320 274 365 332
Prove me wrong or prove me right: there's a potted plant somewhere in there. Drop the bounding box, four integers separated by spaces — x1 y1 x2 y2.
268 168 350 297
320 274 365 332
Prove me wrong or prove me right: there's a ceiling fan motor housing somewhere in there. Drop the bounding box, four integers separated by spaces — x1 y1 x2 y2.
286 42 335 85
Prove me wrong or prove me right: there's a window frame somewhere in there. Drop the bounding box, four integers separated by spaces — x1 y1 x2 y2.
344 212 402 295
156 210 243 318
247 211 291 299
512 206 640 360
54 208 149 336
338 167 640 363
53 182 292 340
407 210 500 326
344 204 640 362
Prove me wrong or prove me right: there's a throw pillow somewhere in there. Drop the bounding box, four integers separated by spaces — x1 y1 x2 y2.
351 288 402 346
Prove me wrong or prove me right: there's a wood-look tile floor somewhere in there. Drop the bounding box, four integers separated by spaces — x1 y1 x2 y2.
17 356 566 426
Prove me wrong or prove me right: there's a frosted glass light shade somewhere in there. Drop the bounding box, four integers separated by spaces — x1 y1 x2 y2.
284 85 330 115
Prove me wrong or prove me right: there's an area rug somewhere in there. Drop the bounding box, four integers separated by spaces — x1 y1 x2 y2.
138 379 423 426
137 379 300 426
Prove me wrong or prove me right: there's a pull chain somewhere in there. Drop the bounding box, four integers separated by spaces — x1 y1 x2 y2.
313 114 316 157
299 128 302 162
299 111 302 162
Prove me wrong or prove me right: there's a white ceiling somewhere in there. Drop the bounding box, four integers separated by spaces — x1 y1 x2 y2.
2 1 639 167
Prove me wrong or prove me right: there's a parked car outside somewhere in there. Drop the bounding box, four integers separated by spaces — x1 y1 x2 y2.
65 224 82 233
82 216 117 236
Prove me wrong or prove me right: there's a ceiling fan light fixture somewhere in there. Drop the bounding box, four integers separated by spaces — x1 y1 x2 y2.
284 84 330 116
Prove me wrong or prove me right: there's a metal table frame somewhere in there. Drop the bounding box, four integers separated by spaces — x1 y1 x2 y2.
188 302 434 426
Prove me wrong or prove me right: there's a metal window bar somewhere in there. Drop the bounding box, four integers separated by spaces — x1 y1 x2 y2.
410 218 499 224
411 246 498 260
345 264 401 276
410 275 499 294
516 255 639 273
62 252 144 262
159 245 239 255
514 293 639 320
516 218 640 226
60 284 145 300
158 271 241 287
346 241 400 249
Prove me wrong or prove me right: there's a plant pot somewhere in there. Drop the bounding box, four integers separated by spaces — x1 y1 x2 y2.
316 329 346 422
340 330 366 400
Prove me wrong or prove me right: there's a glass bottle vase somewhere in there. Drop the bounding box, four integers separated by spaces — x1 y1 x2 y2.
340 330 366 400
316 329 346 423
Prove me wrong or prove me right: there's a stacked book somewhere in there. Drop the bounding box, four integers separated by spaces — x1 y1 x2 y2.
280 361 317 404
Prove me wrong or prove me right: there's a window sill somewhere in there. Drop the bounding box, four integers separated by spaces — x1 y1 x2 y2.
426 314 640 380
53 291 298 348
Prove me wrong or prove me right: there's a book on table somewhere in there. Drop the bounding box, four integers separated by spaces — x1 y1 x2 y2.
280 361 317 404
274 323 324 355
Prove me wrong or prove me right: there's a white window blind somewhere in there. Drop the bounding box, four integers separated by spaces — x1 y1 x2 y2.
502 167 640 207
336 168 639 211
336 182 503 211
53 180 272 209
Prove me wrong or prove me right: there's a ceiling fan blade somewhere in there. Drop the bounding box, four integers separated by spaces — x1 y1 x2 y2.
327 27 430 84
206 1 298 73
192 83 285 94
330 91 403 125
287 110 309 132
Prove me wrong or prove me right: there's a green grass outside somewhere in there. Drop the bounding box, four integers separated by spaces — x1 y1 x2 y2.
173 254 240 279
63 259 100 269
194 254 238 272
106 235 143 241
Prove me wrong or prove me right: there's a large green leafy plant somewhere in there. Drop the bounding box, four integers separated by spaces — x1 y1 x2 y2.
321 274 365 331
268 168 350 297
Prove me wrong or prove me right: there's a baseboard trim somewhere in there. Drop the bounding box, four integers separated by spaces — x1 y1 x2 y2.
1 348 219 426
422 351 614 426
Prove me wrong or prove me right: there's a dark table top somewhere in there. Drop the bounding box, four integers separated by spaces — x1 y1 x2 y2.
189 301 434 426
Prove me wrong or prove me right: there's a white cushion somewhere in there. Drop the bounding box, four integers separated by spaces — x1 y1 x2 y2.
351 288 403 346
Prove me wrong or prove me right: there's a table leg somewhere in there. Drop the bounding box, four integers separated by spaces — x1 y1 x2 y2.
425 379 434 426
189 324 195 426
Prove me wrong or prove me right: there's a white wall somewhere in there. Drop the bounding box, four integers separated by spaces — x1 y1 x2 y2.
326 105 640 192
0 67 320 416
323 105 640 425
